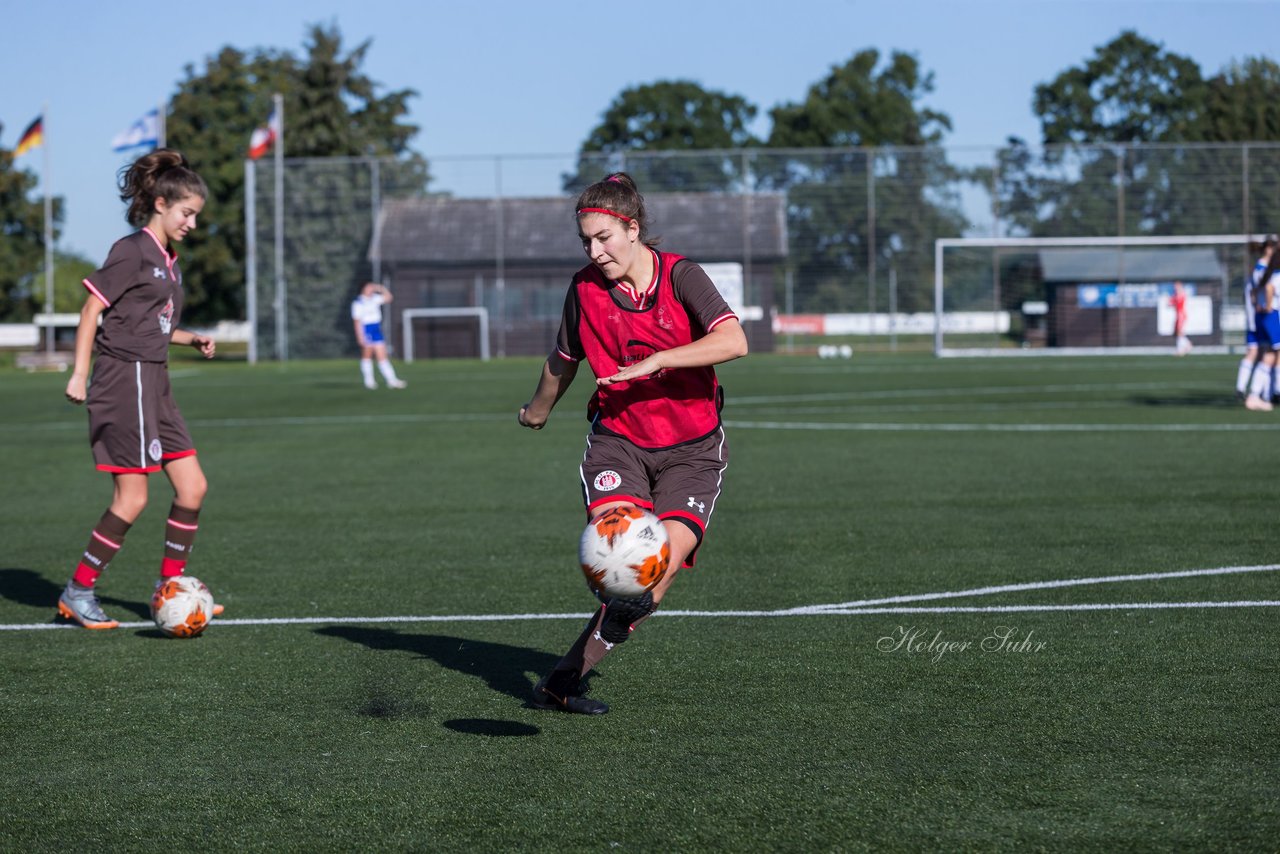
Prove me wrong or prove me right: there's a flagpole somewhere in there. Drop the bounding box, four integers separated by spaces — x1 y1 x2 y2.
42 103 54 355
245 158 257 364
272 92 286 361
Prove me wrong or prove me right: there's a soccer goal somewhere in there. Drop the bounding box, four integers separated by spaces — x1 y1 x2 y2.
933 234 1261 357
401 307 491 362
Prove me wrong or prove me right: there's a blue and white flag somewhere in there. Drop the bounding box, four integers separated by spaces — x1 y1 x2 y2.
111 108 160 152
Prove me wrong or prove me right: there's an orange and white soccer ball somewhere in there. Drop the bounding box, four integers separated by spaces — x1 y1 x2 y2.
151 575 216 638
579 506 670 598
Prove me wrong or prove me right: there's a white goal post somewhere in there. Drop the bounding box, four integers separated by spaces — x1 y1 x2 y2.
401 307 491 362
933 234 1261 357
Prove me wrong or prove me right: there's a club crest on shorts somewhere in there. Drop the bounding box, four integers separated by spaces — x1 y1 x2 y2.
149 439 163 461
593 470 622 492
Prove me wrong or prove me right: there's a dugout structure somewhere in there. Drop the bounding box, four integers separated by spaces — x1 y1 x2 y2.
373 193 786 359
933 235 1258 357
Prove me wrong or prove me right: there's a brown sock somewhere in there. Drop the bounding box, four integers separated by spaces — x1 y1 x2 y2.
71 510 132 588
160 504 200 578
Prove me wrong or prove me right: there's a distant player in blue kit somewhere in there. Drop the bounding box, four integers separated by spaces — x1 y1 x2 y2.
58 149 222 628
1238 235 1277 400
1245 240 1280 411
351 282 406 389
518 173 749 714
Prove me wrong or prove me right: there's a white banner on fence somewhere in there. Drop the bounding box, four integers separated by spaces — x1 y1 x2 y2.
774 312 1011 336
1156 295 1213 336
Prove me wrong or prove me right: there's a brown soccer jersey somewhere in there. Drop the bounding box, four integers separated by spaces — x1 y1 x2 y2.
83 228 185 363
81 227 195 473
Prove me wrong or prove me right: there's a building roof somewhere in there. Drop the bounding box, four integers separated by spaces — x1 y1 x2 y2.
1038 248 1224 282
374 192 788 267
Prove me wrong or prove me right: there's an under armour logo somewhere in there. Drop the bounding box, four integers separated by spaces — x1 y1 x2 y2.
153 267 167 280
687 496 706 513
593 630 614 651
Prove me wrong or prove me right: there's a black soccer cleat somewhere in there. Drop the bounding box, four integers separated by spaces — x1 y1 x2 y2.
531 674 609 715
598 591 656 645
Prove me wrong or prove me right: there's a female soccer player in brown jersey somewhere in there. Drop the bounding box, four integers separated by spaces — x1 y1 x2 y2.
519 173 748 713
57 149 220 629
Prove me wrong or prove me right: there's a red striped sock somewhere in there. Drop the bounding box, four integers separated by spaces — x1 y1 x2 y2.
161 504 200 578
72 510 132 588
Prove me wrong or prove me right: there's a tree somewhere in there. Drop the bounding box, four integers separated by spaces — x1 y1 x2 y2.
164 23 425 327
768 49 951 148
1198 57 1280 142
0 140 64 321
762 50 964 313
1197 57 1280 233
1000 31 1219 237
565 80 758 193
1032 30 1206 145
48 252 97 313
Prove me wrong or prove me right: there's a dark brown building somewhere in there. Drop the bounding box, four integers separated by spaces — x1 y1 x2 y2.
1040 248 1225 348
373 193 788 358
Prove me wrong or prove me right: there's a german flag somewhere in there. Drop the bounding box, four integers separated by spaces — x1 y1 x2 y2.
14 115 43 156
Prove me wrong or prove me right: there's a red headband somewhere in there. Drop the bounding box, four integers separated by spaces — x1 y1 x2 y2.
576 207 634 224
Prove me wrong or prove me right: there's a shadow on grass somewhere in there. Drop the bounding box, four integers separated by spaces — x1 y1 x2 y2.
0 568 62 609
96 593 152 620
442 718 539 737
1133 392 1242 409
315 626 578 708
0 567 152 627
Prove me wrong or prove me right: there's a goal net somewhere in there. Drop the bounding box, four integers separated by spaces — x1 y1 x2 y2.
933 235 1261 357
401 308 491 362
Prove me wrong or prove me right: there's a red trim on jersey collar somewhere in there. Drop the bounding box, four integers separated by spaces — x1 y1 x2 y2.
576 207 634 224
613 248 660 310
142 227 178 262
142 227 179 282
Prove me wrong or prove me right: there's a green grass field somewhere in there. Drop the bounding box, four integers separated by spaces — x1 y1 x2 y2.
1 351 1277 851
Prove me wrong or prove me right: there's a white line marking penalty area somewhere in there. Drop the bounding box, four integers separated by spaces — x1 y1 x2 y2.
3 564 1278 631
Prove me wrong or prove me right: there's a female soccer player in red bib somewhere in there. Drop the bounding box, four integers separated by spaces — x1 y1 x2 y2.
519 173 748 713
57 149 221 629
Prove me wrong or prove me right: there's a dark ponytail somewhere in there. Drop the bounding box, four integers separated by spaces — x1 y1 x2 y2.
118 148 207 227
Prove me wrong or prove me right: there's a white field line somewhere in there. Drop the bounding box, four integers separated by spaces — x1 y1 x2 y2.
730 380 1182 405
3 564 1278 632
0 412 509 434
17 411 1260 436
783 563 1280 613
725 420 1275 433
0 378 1217 436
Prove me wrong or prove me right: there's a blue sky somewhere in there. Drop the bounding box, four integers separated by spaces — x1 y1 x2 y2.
0 0 1271 262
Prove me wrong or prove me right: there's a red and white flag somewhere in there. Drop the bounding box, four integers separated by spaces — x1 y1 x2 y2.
248 107 279 160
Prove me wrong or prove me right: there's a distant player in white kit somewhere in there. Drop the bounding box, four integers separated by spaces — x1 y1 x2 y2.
351 282 406 389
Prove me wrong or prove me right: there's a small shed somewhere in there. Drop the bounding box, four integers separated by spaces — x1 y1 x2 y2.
373 192 788 358
1039 248 1224 347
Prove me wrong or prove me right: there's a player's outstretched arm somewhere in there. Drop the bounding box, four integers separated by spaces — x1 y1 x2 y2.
519 353 578 430
597 318 747 387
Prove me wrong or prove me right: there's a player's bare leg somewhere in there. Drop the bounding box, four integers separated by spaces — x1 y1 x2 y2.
58 473 149 629
533 508 696 714
371 342 406 388
651 520 697 605
159 456 221 615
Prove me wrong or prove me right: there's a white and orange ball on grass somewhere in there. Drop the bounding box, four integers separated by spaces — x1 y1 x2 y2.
151 575 216 638
579 506 670 598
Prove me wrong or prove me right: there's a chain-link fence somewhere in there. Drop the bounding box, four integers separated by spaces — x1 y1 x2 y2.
246 143 1280 360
